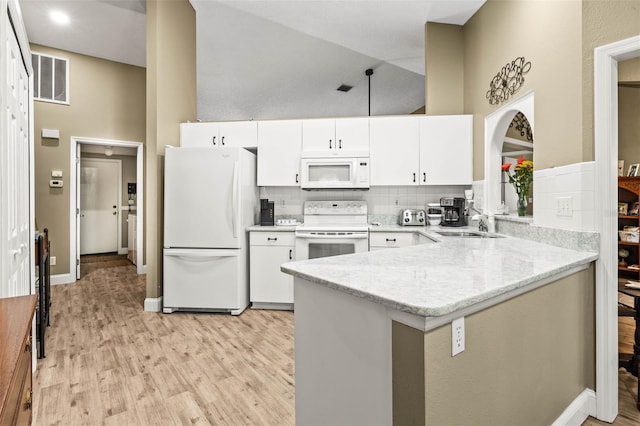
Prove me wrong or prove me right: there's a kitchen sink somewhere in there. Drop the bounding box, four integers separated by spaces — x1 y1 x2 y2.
434 230 506 238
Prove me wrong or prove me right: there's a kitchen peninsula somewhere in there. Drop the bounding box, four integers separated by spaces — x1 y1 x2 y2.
282 231 598 425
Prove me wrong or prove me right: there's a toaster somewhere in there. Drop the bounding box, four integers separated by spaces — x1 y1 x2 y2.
401 209 426 226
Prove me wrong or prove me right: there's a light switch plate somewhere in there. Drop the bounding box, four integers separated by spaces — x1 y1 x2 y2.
51 170 63 178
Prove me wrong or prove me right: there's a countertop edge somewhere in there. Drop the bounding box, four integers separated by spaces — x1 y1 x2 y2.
281 252 598 318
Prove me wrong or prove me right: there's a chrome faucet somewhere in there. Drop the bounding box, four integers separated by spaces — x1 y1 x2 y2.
465 200 488 232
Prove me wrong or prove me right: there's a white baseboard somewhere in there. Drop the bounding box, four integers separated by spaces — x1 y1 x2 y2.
137 264 147 275
551 388 597 426
51 273 76 285
144 296 163 312
118 247 128 255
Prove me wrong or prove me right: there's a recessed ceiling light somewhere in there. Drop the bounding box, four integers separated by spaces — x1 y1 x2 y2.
50 10 70 26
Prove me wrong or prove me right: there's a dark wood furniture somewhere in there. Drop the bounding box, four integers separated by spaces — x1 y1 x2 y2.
0 295 37 425
618 177 640 280
618 281 640 410
34 229 50 359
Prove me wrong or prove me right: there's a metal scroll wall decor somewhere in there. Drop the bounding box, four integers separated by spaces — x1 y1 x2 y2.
509 112 533 143
486 57 532 106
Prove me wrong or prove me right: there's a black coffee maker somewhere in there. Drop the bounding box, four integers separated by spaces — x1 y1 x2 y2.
440 197 466 227
260 199 275 226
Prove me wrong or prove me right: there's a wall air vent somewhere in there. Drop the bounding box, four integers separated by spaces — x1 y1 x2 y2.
31 52 69 104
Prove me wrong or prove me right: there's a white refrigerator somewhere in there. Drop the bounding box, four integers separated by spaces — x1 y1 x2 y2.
163 146 258 315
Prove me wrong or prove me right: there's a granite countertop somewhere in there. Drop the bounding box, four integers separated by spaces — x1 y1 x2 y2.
281 234 598 318
247 224 299 232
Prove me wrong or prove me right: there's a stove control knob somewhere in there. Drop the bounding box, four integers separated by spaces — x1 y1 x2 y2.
419 217 424 222
404 217 410 223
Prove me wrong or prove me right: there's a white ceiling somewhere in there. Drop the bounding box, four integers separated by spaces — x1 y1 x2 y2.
18 0 485 121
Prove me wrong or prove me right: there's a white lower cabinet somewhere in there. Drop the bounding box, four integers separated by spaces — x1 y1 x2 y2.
250 232 295 309
369 231 435 251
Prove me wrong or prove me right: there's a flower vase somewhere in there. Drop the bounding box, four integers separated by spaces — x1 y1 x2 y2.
517 194 528 216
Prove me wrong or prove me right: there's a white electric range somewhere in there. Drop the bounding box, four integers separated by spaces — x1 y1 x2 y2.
295 201 369 261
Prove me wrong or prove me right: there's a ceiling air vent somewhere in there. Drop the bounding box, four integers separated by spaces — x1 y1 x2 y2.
336 84 352 92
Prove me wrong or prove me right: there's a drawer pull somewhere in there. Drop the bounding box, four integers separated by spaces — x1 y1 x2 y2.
26 335 32 353
386 238 397 242
24 388 32 410
267 237 278 241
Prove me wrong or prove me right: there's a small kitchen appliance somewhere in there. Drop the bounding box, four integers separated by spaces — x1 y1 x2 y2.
401 209 426 226
260 199 275 226
440 197 466 227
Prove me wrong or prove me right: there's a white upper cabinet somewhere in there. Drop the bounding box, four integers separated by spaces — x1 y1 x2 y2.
302 117 369 155
257 120 302 186
369 116 420 185
180 121 258 148
419 115 473 185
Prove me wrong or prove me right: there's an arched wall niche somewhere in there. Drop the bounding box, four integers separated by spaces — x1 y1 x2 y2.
483 91 535 215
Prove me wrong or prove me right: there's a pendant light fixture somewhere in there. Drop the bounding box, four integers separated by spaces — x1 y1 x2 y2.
365 68 374 116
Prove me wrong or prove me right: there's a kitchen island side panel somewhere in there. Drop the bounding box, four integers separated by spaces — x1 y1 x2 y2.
421 266 595 425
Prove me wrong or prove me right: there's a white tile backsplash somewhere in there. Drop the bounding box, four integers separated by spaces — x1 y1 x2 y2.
533 161 596 231
261 185 470 220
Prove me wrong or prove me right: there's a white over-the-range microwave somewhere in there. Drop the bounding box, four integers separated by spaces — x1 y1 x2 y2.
300 155 370 190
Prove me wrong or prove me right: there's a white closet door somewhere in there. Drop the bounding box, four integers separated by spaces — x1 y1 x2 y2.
2 16 31 298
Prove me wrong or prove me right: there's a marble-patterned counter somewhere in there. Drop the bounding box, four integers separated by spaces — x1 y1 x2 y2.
246 224 298 232
286 226 599 425
282 233 597 318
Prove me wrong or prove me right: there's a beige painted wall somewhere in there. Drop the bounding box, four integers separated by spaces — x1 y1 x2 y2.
424 22 464 115
422 267 595 424
461 0 583 179
146 0 197 299
619 87 640 168
619 57 640 82
32 44 145 275
582 0 640 164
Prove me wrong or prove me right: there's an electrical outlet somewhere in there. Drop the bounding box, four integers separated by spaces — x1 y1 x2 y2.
451 317 465 356
555 196 573 217
50 256 56 266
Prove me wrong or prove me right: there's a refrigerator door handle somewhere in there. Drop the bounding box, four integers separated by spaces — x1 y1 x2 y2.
232 161 239 238
164 250 238 259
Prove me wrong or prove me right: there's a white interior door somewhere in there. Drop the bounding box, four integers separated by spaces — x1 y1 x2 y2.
1 17 31 298
80 158 120 255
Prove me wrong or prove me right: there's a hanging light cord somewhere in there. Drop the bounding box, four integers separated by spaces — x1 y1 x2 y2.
365 68 374 116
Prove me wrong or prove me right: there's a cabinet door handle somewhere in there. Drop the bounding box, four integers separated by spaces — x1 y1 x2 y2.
289 249 293 260
413 173 416 183
386 238 397 242
329 139 332 149
423 172 426 182
267 237 278 241
295 173 299 183
338 139 342 149
212 136 216 145
221 136 225 146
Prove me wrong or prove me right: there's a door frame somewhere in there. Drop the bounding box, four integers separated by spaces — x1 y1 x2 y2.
593 35 640 422
69 137 145 279
79 157 122 256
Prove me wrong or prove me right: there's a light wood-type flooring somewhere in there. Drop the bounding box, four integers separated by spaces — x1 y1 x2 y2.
32 254 294 425
32 254 640 425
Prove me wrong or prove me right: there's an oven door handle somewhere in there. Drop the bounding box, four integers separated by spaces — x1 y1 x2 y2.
295 233 369 240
